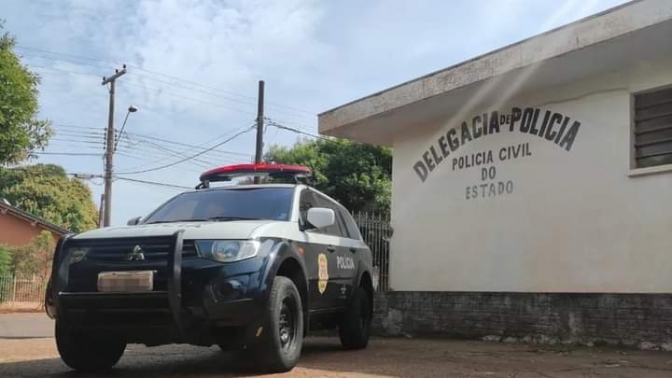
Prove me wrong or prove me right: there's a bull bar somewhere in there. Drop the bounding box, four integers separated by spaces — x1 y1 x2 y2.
47 230 187 335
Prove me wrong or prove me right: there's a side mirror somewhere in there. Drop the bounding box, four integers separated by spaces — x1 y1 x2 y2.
127 216 142 226
306 208 335 230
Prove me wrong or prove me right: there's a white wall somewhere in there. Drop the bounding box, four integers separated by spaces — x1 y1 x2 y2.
390 57 672 293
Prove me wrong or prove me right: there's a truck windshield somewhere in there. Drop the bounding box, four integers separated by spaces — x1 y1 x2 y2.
142 187 294 224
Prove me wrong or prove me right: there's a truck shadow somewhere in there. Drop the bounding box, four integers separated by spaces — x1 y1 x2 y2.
0 338 354 377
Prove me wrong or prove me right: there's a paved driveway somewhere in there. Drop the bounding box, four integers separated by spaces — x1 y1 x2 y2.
0 313 53 339
0 335 671 377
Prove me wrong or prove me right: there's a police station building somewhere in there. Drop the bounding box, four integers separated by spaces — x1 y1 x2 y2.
319 0 672 349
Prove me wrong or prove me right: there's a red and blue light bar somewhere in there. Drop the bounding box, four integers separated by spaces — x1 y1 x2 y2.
197 163 312 188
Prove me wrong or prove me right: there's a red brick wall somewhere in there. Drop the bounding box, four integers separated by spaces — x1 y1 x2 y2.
0 213 61 247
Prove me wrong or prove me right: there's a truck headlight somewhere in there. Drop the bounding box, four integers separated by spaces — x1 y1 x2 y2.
67 247 90 264
196 240 261 262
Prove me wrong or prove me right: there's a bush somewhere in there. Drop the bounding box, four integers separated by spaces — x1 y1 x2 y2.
0 245 11 277
11 231 54 284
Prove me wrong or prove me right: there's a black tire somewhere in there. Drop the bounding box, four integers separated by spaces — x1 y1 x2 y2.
55 320 126 372
339 286 371 350
256 276 304 373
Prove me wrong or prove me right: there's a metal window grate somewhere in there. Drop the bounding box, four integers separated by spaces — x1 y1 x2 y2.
634 87 672 168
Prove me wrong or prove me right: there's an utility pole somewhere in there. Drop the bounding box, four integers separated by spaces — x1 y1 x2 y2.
98 194 105 228
254 80 265 183
101 65 127 227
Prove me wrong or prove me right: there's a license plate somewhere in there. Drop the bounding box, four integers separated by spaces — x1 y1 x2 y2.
97 271 154 292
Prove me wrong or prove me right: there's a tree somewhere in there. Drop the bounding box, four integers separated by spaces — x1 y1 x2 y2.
0 21 52 164
0 164 98 233
264 138 392 213
0 245 11 277
11 230 54 283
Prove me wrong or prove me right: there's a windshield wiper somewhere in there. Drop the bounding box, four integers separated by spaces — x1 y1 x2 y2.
144 216 263 224
144 219 211 224
206 216 263 221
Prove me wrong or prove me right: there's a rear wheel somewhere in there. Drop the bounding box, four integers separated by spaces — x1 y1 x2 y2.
55 320 126 372
256 276 304 373
339 286 371 349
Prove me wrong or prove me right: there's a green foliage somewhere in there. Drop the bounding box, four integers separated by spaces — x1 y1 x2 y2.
0 164 98 233
264 138 392 213
11 230 54 282
0 21 52 164
0 245 11 277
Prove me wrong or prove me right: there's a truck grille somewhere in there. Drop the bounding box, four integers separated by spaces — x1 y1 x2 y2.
66 236 195 293
72 237 197 262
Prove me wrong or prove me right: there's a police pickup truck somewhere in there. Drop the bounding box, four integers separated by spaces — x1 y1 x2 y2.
45 164 374 373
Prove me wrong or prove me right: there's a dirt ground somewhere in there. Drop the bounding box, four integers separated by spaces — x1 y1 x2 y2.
0 337 671 377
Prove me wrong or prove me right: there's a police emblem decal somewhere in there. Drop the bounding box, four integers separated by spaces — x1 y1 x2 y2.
317 253 328 294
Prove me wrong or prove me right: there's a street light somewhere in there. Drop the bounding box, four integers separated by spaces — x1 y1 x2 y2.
114 105 139 151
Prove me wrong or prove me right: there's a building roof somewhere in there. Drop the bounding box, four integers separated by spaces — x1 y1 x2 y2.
0 201 71 236
318 0 672 146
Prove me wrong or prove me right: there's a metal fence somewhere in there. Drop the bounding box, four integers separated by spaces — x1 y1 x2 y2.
352 211 391 291
0 214 392 304
0 276 47 309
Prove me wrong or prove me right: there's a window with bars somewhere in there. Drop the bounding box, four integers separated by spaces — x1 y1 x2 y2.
633 86 672 169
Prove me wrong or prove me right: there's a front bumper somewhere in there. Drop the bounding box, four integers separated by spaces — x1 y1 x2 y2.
47 231 269 345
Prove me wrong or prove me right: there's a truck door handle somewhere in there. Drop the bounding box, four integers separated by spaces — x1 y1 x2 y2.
327 245 336 253
349 248 357 253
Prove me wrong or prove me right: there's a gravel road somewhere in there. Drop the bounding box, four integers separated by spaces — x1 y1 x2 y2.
0 336 671 377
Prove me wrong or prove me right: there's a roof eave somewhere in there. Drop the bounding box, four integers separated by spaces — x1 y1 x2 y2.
318 0 672 143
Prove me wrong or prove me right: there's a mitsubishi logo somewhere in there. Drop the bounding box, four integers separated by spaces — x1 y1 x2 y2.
126 245 145 261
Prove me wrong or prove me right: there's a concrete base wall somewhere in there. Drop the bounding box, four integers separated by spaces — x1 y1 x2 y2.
372 291 672 351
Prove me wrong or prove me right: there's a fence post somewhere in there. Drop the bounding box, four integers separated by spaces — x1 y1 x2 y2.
12 276 17 308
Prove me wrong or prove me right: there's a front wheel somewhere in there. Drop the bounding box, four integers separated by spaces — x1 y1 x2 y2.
55 320 126 372
339 286 371 349
256 276 304 373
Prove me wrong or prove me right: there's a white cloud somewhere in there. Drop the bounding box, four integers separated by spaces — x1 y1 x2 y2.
0 0 629 225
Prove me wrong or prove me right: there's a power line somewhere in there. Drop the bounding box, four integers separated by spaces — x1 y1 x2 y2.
134 140 217 167
117 125 254 175
54 130 105 137
124 131 253 158
130 66 316 116
16 46 112 64
33 152 103 156
17 45 317 117
52 132 105 140
263 116 316 134
115 145 214 170
266 119 336 143
115 146 203 164
114 152 206 173
119 80 258 116
55 124 253 159
55 124 104 131
114 177 192 190
26 64 101 79
50 138 104 144
128 73 317 121
53 126 249 161
17 50 115 70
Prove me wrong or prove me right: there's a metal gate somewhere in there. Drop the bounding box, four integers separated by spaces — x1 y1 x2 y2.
351 211 390 291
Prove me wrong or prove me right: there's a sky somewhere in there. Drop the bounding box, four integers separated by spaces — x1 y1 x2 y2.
1 0 629 226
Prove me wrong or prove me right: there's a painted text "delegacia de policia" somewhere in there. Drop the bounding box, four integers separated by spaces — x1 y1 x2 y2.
413 107 581 182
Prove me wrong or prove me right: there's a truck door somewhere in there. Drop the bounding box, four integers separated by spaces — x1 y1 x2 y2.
299 190 342 310
312 193 357 308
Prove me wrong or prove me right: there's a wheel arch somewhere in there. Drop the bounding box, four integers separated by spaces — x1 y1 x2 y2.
275 257 308 314
266 242 309 333
357 270 374 320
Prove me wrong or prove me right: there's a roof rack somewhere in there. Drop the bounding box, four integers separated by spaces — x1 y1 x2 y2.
196 163 312 189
